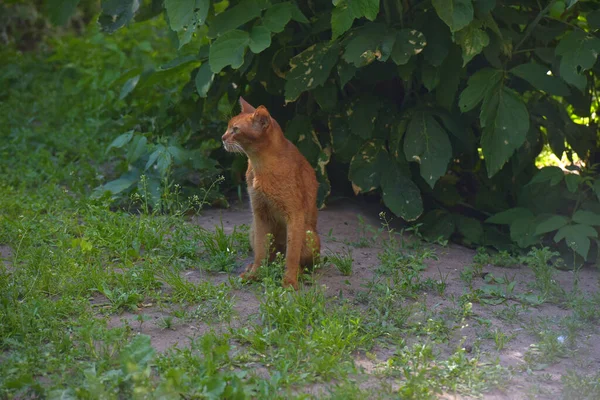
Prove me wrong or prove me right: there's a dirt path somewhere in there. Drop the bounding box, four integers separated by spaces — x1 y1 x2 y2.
109 199 600 399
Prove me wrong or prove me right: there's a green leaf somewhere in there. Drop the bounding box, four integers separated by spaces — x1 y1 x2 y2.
209 30 250 73
284 42 340 101
455 215 484 245
432 0 474 32
554 224 598 260
480 87 529 177
207 0 264 38
156 151 173 177
195 63 214 97
120 335 155 369
555 30 600 91
422 64 440 91
593 180 600 202
98 0 139 33
587 10 600 30
510 215 540 248
348 141 389 193
47 0 81 26
290 3 309 23
381 167 423 221
420 210 456 242
348 95 381 139
119 75 140 100
249 25 271 53
564 174 581 193
94 170 140 197
145 145 165 170
127 135 147 164
313 83 338 111
573 210 600 226
263 2 293 33
473 0 496 14
534 215 569 235
329 114 363 163
342 23 388 67
331 3 355 40
165 0 209 31
348 0 380 21
337 61 357 89
454 20 489 66
528 166 564 186
510 62 570 97
391 29 427 65
404 113 452 188
458 67 503 112
486 207 533 225
421 14 452 67
107 131 134 153
436 46 462 110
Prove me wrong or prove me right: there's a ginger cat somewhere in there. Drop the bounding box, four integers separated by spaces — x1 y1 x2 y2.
221 97 320 289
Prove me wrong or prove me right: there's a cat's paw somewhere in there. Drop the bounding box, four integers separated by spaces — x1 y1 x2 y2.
282 276 299 290
240 265 258 281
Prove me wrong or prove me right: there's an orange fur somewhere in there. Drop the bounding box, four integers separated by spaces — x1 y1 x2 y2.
221 97 320 289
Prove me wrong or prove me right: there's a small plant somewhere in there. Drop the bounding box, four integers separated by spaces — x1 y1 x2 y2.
328 248 353 276
157 316 175 330
99 285 143 313
521 247 566 302
199 222 249 272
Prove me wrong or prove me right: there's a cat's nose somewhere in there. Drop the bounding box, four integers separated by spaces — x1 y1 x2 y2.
221 132 228 141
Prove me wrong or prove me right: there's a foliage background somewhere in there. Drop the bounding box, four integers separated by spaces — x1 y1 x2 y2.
3 0 600 262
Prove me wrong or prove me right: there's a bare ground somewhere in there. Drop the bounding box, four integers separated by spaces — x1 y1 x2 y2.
107 199 600 399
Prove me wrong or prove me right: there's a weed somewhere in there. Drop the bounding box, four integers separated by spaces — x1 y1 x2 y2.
328 247 354 276
561 370 600 400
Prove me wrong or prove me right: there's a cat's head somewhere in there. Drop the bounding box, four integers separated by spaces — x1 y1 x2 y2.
222 97 273 155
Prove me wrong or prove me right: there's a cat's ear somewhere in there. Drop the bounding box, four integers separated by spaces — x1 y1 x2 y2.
239 97 256 114
253 106 271 129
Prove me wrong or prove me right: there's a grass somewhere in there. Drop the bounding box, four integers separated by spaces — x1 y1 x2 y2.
1 17 600 400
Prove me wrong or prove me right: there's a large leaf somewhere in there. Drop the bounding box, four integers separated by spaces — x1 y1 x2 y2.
47 0 81 26
348 95 381 139
284 43 340 101
127 135 147 164
420 210 456 242
381 167 423 221
195 63 215 97
209 30 250 73
432 0 474 32
572 210 600 226
555 30 600 92
404 113 452 188
527 166 564 186
454 20 489 66
458 67 503 112
342 23 389 67
348 0 380 21
263 2 293 33
510 62 570 97
554 224 598 260
348 141 389 194
98 0 139 33
534 215 569 235
421 14 452 67
486 207 533 225
207 0 264 38
390 29 427 65
436 46 463 110
249 25 271 53
119 75 140 100
331 2 355 39
165 0 209 32
329 114 363 163
455 215 484 245
480 87 530 177
510 215 540 248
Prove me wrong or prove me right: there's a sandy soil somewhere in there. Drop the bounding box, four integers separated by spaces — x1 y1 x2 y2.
107 199 600 399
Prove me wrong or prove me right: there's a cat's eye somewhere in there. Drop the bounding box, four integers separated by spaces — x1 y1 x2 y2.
232 126 240 134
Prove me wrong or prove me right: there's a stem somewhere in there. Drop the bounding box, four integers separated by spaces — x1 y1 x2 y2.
514 0 557 54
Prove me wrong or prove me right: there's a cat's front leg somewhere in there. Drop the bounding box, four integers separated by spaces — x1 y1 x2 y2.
240 208 271 281
282 216 305 290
